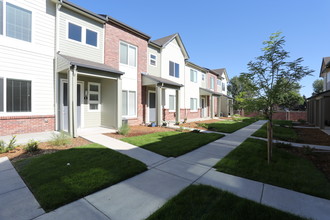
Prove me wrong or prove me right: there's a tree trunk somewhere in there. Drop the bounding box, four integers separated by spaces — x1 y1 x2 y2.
267 119 273 164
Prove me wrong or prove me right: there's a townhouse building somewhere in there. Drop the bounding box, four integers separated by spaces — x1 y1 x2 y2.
0 0 232 137
307 57 330 129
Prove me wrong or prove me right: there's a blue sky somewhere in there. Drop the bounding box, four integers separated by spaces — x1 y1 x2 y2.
70 0 330 97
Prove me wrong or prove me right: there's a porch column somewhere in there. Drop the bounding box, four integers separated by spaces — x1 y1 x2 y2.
156 86 162 126
210 95 214 118
116 77 122 129
68 66 77 137
217 96 221 118
176 89 180 123
230 99 234 116
320 98 325 129
313 100 317 126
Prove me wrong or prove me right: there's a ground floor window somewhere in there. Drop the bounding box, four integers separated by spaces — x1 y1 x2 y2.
122 90 136 116
6 79 31 112
88 82 100 111
190 98 197 111
169 95 175 111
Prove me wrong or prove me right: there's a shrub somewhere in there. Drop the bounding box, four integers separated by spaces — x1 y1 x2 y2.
0 140 6 153
7 135 17 150
25 140 39 152
118 124 130 135
298 119 306 125
50 131 71 146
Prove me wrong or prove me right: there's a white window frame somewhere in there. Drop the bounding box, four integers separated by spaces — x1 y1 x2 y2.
190 69 197 83
119 41 137 67
149 53 157 67
169 61 180 78
122 90 137 118
210 77 214 90
222 82 226 91
88 82 101 112
202 73 205 81
0 0 33 43
217 79 221 86
66 21 99 48
169 95 176 112
190 98 198 112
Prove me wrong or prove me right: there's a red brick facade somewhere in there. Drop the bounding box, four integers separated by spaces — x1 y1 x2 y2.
0 115 55 136
104 22 148 126
244 111 307 121
163 109 202 121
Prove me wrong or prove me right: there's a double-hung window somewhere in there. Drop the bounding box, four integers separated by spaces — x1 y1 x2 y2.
222 82 226 91
190 69 197 83
202 73 205 81
1 2 32 42
7 79 31 112
150 54 157 66
120 42 137 67
217 79 221 86
169 95 175 111
169 61 179 78
190 98 197 111
210 77 214 90
122 90 136 116
88 83 100 111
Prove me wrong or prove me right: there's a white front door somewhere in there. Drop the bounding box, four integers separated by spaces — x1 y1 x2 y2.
149 91 156 122
201 97 206 118
60 80 83 131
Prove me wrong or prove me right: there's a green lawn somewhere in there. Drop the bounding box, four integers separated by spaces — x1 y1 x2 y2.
15 144 147 211
252 120 298 142
147 185 306 220
121 131 223 157
199 117 258 133
214 138 330 200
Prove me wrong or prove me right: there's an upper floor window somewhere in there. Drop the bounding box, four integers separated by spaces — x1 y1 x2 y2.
1 2 32 42
86 29 97 47
169 61 179 78
150 54 157 66
68 23 82 42
217 79 221 86
120 42 137 67
7 79 31 112
210 77 214 90
202 73 205 81
68 22 98 47
190 69 197 83
222 82 226 91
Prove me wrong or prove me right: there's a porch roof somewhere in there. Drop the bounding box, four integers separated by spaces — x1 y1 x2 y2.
57 54 124 75
199 87 222 97
142 73 183 89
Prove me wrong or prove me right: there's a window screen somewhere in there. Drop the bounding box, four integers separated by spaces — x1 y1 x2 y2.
6 3 32 42
68 23 82 42
169 95 175 110
86 29 97 46
120 43 128 65
128 91 136 115
7 79 31 112
175 63 179 78
128 46 136 67
169 61 174 77
122 91 128 115
0 78 3 111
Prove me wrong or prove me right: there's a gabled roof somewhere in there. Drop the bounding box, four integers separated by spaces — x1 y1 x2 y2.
212 68 229 81
185 61 207 73
320 57 330 77
58 54 124 75
150 33 189 59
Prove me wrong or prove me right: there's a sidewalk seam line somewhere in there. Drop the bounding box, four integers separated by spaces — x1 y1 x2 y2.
259 183 265 203
0 186 27 196
153 167 194 183
83 198 113 220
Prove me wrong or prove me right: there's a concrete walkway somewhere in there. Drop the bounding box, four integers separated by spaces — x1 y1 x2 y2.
0 157 44 220
2 120 330 220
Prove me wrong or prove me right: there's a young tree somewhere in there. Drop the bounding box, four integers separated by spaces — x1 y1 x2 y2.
242 32 313 164
312 79 324 94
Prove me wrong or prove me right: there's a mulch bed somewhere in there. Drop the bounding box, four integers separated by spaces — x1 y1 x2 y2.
180 118 230 130
294 128 330 146
0 137 92 163
104 125 175 139
280 146 330 181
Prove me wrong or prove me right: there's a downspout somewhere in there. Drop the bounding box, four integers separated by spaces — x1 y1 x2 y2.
54 0 62 131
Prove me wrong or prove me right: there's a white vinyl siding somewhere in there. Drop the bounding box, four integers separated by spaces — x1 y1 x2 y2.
2 2 32 42
190 98 197 111
120 42 137 67
190 69 197 83
88 82 100 111
122 90 136 116
169 95 175 111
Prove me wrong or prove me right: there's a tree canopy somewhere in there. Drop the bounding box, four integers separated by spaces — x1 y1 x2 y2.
312 79 324 94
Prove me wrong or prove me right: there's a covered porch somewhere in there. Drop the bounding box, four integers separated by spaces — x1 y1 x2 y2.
56 54 124 137
142 73 183 126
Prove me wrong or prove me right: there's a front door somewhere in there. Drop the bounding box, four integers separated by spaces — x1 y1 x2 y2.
149 92 156 122
201 97 206 118
61 81 82 131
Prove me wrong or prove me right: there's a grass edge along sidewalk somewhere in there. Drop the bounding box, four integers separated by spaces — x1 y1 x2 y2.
198 117 260 133
14 143 147 211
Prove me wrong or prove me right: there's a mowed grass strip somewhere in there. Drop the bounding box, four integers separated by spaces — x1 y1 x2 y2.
122 131 224 157
252 120 298 142
147 185 306 220
214 138 330 200
15 144 147 211
199 117 258 133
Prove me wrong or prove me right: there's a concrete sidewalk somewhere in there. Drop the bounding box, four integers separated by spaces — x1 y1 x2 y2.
0 157 44 220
